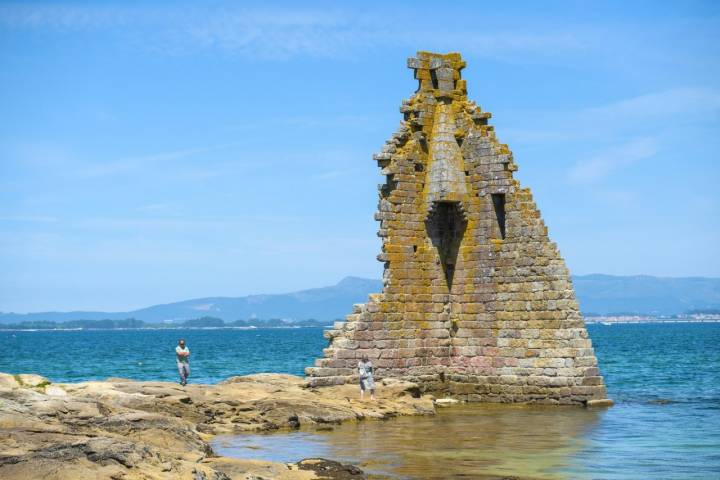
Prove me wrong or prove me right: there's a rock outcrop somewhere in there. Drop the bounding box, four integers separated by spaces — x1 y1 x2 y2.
307 51 610 406
0 373 433 479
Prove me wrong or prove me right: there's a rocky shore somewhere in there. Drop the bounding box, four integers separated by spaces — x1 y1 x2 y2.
0 372 434 479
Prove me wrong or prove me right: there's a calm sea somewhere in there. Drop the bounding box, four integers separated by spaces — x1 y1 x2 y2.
3 323 720 479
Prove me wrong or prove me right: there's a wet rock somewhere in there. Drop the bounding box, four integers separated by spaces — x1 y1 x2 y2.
296 458 367 479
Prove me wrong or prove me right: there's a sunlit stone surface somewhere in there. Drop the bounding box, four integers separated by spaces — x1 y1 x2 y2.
306 51 609 405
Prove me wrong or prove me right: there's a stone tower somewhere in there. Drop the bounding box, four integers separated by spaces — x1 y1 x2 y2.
306 52 609 405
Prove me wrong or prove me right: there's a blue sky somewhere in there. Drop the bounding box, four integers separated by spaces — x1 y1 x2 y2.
1 1 719 312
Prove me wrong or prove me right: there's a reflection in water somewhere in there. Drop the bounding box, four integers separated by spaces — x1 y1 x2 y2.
213 404 604 479
206 324 720 479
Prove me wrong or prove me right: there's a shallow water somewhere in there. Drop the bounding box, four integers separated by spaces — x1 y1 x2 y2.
211 323 720 479
213 400 719 479
4 323 720 478
215 404 605 479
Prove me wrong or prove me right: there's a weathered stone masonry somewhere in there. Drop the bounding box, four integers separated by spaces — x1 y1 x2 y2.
306 52 609 405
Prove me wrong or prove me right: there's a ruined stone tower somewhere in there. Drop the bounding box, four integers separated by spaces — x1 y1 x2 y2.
306 52 609 405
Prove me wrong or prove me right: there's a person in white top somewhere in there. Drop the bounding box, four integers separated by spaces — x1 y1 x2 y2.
175 339 190 386
357 354 375 400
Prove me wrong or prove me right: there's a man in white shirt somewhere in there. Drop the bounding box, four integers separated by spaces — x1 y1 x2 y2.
175 339 190 386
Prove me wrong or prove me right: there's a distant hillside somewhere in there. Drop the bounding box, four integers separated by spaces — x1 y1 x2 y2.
1 274 719 324
0 277 383 324
572 274 720 315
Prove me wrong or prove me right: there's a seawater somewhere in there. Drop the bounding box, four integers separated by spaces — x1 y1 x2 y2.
2 327 322 383
4 323 720 479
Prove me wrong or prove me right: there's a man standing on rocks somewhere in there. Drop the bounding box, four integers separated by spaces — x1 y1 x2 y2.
176 339 190 386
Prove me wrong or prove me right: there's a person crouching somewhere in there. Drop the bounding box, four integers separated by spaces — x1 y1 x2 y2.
358 354 375 401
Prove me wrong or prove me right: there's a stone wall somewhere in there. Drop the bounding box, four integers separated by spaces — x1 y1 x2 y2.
306 51 609 405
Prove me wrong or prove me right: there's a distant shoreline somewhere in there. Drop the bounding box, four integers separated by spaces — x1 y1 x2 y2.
0 325 332 332
585 319 720 324
2 321 719 332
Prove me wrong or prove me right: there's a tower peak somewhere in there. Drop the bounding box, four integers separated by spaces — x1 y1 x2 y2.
407 51 467 96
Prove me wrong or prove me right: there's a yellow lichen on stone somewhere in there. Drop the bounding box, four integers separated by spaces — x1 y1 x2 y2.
306 51 610 406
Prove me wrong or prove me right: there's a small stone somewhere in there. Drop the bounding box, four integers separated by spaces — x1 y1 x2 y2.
434 398 460 407
45 385 67 396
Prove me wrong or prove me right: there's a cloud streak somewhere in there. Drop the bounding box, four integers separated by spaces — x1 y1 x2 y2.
502 86 720 146
585 86 720 123
74 142 244 179
567 137 658 184
0 4 588 60
0 215 59 223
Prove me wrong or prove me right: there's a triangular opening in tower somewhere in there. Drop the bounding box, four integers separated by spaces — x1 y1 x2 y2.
426 201 466 290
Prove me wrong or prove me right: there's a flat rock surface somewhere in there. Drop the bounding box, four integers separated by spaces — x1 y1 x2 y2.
0 372 434 479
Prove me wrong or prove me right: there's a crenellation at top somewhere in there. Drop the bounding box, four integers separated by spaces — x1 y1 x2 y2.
408 51 467 97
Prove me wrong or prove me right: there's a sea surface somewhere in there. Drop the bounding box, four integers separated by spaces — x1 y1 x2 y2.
3 323 720 479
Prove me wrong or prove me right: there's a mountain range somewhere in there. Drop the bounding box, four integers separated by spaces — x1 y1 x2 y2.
1 274 719 325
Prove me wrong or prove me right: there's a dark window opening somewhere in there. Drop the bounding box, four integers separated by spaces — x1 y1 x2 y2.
492 193 506 239
430 69 439 89
414 163 424 172
413 245 418 253
464 170 470 176
425 202 467 290
380 174 398 198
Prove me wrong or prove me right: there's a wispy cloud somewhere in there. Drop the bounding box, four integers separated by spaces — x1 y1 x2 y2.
503 86 720 146
0 3 141 30
180 9 358 59
311 170 351 181
74 214 305 233
585 86 720 123
0 215 59 223
567 137 659 184
0 4 588 60
135 203 174 213
75 143 243 179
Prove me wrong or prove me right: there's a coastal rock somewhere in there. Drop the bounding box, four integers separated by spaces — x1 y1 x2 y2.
0 374 19 389
17 373 50 388
296 458 367 479
0 372 434 479
44 385 68 396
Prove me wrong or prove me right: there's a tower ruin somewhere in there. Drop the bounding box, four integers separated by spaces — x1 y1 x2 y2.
306 52 609 405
